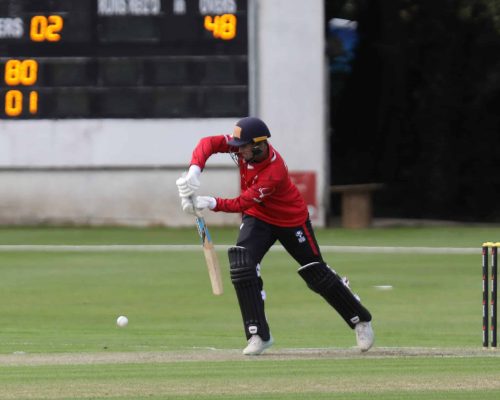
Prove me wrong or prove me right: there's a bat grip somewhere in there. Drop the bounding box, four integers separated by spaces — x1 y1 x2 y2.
189 195 203 218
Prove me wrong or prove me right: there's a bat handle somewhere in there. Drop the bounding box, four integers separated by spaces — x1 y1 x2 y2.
189 195 203 218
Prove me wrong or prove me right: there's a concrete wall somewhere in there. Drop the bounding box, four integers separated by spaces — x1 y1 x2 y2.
0 118 241 226
257 0 327 223
0 168 240 226
0 0 326 227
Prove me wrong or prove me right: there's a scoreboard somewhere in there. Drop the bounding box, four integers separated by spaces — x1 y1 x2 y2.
0 0 249 119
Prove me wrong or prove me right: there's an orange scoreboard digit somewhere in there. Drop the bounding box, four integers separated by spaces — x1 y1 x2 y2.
3 58 39 116
0 0 249 119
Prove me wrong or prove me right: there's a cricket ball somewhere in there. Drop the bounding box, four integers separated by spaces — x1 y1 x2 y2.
116 315 128 327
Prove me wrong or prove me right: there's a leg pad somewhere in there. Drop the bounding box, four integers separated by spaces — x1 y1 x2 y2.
298 262 372 328
229 246 270 340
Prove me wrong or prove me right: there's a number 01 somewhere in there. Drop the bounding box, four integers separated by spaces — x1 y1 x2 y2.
4 90 38 117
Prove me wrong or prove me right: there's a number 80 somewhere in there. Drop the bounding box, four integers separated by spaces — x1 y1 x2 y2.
4 60 38 86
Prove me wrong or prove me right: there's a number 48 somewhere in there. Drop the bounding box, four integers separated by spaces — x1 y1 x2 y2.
204 14 237 40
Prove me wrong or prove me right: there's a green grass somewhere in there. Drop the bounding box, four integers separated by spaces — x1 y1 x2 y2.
0 225 499 246
0 251 482 351
0 225 500 399
1 358 500 399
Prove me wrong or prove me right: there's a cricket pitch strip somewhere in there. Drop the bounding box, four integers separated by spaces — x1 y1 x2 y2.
1 346 499 366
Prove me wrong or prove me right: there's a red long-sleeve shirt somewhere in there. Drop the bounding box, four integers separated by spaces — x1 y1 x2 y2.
190 135 309 227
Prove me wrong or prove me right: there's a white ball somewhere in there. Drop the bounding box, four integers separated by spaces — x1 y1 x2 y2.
116 315 128 327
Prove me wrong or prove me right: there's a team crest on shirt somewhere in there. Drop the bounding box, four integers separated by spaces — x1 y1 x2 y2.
295 230 306 243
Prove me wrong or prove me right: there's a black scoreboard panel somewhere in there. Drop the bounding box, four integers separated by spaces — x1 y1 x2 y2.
0 0 249 119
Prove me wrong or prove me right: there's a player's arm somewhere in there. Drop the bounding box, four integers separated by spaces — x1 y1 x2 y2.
176 135 234 213
195 176 281 213
190 135 234 171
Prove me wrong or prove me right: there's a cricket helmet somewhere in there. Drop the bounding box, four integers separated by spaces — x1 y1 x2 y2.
228 117 271 146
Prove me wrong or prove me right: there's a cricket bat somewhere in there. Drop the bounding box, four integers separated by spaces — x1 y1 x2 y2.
194 213 223 295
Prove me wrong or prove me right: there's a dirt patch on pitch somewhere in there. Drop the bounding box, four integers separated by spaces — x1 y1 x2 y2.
0 347 498 366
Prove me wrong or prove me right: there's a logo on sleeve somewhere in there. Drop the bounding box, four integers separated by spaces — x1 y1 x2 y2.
252 187 275 203
258 187 274 199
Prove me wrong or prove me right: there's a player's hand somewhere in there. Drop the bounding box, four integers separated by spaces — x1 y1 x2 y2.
176 165 201 198
195 196 217 210
176 176 196 198
181 197 196 215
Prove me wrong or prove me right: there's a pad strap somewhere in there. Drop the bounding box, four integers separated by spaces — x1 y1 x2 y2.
229 246 270 340
298 262 372 328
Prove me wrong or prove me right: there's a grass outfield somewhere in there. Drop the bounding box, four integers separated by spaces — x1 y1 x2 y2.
0 225 500 399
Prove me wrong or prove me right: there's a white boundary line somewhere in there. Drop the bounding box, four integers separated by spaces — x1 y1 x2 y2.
0 244 479 254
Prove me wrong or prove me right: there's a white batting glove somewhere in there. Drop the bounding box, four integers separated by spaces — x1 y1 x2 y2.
176 165 201 198
176 177 192 198
195 196 217 211
181 197 196 215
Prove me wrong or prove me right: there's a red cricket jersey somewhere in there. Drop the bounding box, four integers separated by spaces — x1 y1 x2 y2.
190 135 309 227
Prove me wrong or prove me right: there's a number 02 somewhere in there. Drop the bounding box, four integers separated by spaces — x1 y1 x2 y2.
30 15 63 42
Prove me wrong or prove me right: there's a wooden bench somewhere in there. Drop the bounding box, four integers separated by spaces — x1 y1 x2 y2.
330 183 384 229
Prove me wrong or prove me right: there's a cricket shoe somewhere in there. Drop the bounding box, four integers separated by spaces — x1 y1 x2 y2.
243 334 274 356
355 321 374 352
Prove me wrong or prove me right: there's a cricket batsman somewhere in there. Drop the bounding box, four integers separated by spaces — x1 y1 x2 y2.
176 117 374 355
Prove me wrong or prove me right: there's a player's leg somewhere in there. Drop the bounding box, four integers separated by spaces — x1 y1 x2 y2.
276 218 374 351
229 215 275 355
303 261 375 351
297 261 372 326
